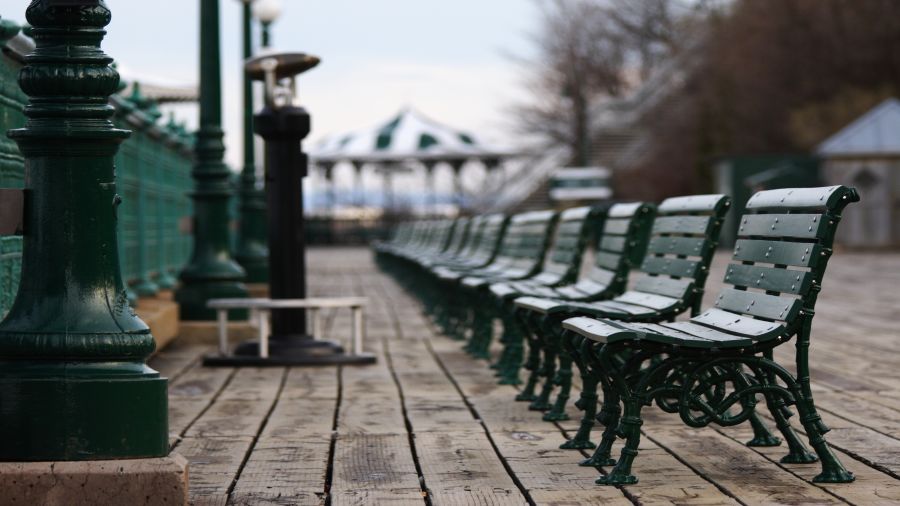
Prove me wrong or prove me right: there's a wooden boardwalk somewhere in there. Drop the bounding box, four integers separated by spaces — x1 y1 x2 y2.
151 247 900 505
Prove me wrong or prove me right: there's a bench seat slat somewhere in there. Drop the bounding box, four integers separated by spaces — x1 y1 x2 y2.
516 284 562 299
738 213 827 239
724 264 814 295
640 256 702 278
515 296 565 313
732 239 823 268
615 291 683 311
594 251 623 270
554 284 598 300
580 268 616 288
645 236 711 257
602 218 632 235
652 216 713 235
657 194 730 214
599 235 628 253
632 276 694 299
690 308 787 338
655 322 758 347
745 186 847 211
712 288 801 321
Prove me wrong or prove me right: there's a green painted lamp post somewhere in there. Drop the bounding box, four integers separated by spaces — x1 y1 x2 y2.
234 0 269 283
0 0 168 460
176 0 249 320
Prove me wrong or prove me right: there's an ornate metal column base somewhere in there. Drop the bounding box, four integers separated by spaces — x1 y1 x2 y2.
0 0 168 461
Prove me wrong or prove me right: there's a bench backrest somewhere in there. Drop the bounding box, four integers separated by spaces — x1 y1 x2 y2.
707 186 859 334
411 220 441 252
630 194 731 315
458 213 509 266
492 210 559 273
426 219 457 254
442 217 471 256
389 222 414 247
574 202 656 297
531 206 603 286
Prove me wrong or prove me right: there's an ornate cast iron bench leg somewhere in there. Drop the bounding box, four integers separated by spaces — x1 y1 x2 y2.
516 310 544 402
559 334 598 450
496 308 527 385
593 343 642 485
529 315 559 411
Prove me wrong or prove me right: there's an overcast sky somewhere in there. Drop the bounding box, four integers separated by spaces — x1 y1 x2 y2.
0 0 540 172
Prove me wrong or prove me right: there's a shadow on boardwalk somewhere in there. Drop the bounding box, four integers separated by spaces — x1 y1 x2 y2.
151 247 900 505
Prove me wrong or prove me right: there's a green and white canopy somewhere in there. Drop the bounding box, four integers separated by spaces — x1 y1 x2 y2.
311 107 509 165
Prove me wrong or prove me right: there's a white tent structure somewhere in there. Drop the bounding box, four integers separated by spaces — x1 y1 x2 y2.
310 108 512 214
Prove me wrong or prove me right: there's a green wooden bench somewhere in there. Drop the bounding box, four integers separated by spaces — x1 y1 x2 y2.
482 206 604 383
428 213 510 339
562 185 859 485
517 195 733 446
510 202 656 404
449 210 560 357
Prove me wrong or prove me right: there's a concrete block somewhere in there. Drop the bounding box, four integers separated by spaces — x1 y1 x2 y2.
0 453 188 506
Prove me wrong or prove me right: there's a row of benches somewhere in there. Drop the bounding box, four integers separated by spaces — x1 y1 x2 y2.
374 185 859 485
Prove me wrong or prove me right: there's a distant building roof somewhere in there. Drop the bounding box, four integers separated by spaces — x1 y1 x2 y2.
817 98 900 158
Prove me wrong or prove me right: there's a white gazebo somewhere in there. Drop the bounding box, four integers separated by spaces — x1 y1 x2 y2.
310 107 512 215
817 98 900 248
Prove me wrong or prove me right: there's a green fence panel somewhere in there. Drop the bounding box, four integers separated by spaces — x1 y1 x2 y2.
0 24 194 312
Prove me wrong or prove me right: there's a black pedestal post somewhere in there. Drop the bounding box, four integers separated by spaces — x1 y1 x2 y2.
224 105 373 365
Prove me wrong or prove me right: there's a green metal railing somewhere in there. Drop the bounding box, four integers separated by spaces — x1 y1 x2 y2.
0 23 195 317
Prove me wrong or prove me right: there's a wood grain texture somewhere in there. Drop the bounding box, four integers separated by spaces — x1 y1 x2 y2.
165 248 900 506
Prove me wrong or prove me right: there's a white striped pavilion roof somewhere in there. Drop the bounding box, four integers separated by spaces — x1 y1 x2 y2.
310 107 510 165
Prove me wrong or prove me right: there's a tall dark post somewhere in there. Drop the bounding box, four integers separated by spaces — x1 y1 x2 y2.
0 0 168 461
176 0 248 320
261 104 309 334
235 0 269 283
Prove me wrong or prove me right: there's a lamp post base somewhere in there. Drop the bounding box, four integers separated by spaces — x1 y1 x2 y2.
0 367 168 461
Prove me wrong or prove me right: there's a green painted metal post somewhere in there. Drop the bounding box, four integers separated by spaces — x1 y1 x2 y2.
235 0 269 283
176 0 248 320
0 0 168 460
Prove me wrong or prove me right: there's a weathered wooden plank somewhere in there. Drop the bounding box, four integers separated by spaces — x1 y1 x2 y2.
415 431 526 505
330 433 423 504
230 437 333 506
185 368 283 438
167 363 234 446
493 430 631 505
279 367 339 400
643 417 848 505
176 436 254 505
718 419 900 506
261 397 337 440
148 342 208 379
